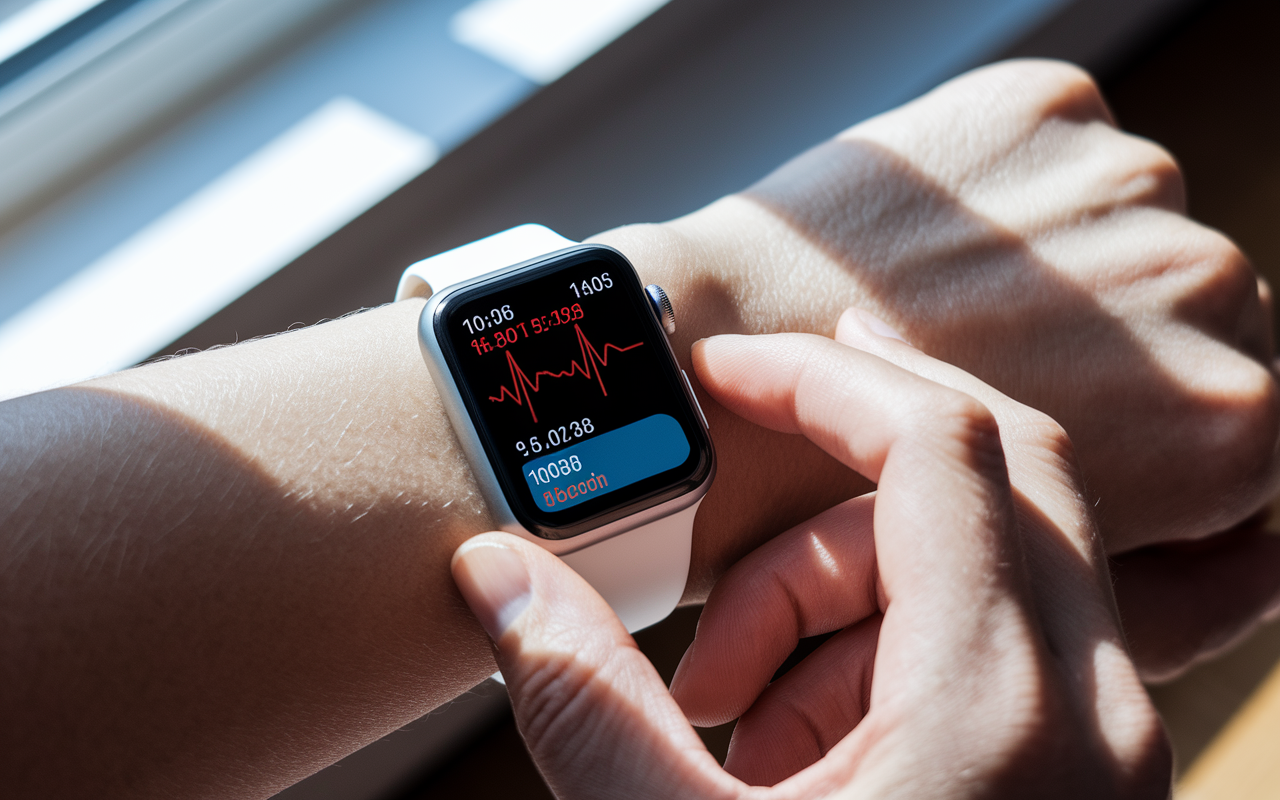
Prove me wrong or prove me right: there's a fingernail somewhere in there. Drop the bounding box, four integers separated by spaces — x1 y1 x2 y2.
693 334 735 346
691 335 722 360
852 308 908 343
693 333 747 352
453 540 532 639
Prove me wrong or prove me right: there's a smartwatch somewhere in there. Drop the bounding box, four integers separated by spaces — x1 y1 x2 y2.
396 224 715 633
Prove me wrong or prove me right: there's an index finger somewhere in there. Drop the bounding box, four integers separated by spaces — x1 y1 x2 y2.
692 333 1033 642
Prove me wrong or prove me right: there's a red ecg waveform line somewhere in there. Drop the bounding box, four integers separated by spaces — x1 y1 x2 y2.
488 323 643 422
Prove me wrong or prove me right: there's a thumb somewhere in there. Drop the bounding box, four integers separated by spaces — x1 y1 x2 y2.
451 533 736 800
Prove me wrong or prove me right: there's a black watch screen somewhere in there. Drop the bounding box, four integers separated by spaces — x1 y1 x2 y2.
434 245 714 540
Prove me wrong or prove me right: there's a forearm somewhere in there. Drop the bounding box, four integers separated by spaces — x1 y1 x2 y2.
0 214 867 798
0 299 499 796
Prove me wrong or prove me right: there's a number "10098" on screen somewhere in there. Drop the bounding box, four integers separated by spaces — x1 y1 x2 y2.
528 455 582 485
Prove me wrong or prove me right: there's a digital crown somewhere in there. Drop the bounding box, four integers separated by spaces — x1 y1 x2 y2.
645 284 676 335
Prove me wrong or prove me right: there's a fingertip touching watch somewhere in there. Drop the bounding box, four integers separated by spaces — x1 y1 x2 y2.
397 225 715 633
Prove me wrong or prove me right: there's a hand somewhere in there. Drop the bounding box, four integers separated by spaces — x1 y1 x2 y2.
452 314 1170 797
3 59 1267 797
599 59 1280 679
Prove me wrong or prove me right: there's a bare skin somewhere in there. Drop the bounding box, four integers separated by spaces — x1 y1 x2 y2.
1 60 1276 797
455 310 1171 798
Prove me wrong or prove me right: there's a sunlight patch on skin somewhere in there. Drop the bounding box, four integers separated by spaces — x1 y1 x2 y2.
810 532 842 580
1091 635 1162 770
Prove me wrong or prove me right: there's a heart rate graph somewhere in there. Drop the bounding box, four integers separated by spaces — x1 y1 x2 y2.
488 323 643 423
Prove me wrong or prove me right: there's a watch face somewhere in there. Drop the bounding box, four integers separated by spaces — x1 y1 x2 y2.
434 245 713 539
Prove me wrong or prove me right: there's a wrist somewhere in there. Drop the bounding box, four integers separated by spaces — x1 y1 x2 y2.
590 209 875 600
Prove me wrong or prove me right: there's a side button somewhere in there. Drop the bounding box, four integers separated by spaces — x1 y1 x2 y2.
682 369 709 430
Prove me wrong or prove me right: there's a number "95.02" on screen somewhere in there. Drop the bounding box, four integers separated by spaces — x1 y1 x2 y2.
516 418 594 456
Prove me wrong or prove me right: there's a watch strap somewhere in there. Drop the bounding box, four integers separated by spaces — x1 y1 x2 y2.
395 224 577 301
561 500 699 633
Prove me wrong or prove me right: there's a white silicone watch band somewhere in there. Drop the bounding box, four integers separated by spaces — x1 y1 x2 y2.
401 225 697 633
561 499 700 633
395 224 577 301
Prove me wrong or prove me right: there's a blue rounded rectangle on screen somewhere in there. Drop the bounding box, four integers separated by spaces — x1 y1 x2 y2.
523 414 690 512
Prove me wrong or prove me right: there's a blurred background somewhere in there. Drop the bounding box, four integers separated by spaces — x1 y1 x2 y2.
0 0 1275 797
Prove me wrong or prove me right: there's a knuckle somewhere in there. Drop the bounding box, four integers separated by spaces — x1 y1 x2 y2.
753 690 837 757
1183 225 1242 262
1108 136 1186 209
713 556 801 642
1214 360 1280 477
1196 230 1254 295
1126 137 1181 181
1038 61 1105 112
1175 229 1257 322
1012 408 1078 467
1001 59 1109 122
943 60 1110 140
1166 356 1280 531
513 651 609 757
933 392 1002 445
918 392 1007 477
